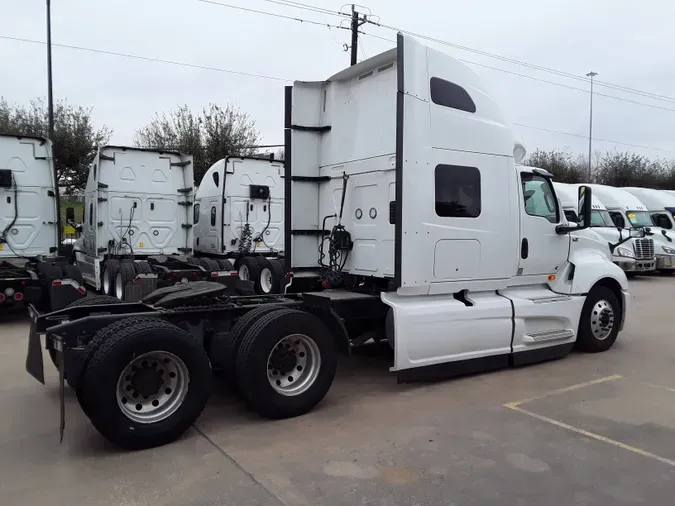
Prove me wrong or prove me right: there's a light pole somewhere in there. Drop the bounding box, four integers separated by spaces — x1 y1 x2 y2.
46 0 62 252
586 71 598 182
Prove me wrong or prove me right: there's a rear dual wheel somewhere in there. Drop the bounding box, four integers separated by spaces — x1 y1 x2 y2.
236 257 284 294
77 317 212 450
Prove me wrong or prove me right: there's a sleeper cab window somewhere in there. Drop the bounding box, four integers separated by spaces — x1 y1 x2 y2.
212 171 220 187
521 173 558 224
210 206 216 226
430 77 476 113
435 164 481 218
194 203 200 224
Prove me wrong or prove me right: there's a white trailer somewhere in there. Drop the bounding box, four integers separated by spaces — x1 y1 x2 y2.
73 146 239 301
554 182 655 274
193 155 286 294
27 34 629 451
0 133 85 312
587 184 675 272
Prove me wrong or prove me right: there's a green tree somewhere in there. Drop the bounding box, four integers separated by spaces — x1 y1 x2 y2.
0 97 112 194
133 103 261 184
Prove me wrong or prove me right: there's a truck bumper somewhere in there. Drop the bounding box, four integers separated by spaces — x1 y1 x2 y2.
656 255 675 270
620 290 630 332
612 257 656 272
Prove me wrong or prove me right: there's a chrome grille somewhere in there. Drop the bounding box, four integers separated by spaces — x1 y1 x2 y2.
634 238 654 259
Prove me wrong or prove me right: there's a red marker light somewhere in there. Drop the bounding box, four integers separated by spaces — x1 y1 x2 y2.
14 292 23 301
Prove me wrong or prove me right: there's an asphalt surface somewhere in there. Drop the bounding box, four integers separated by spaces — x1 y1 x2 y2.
2 276 675 505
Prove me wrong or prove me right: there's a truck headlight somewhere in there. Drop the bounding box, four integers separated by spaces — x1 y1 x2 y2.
616 246 635 258
662 246 675 255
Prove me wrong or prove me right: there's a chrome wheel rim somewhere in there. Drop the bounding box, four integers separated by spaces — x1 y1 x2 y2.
115 273 124 300
590 299 615 340
267 333 321 396
116 351 190 424
238 264 250 280
103 268 111 294
260 267 273 293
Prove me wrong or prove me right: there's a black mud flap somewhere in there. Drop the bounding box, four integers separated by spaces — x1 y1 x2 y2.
58 344 65 443
25 317 45 385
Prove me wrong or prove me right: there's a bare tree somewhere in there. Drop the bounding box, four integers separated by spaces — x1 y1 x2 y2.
522 149 587 183
0 97 112 194
134 103 262 183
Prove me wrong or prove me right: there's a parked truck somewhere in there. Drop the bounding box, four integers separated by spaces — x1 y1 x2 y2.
0 133 86 312
554 182 655 275
26 34 629 451
623 187 675 231
193 155 286 294
72 146 239 301
587 184 675 272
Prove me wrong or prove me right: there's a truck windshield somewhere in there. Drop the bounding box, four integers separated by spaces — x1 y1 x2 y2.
590 210 613 227
626 211 654 227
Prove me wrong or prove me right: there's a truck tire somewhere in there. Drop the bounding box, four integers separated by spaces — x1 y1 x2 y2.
133 261 153 274
222 305 286 391
216 259 234 271
101 259 120 297
237 256 261 288
257 258 284 294
198 258 220 272
186 256 200 266
575 286 621 353
115 262 136 301
61 264 84 284
78 316 212 450
236 308 337 419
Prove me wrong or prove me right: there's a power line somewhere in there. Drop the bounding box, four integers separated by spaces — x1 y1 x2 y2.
363 20 675 104
256 0 348 17
360 31 675 113
196 0 350 29
514 123 674 153
0 34 291 82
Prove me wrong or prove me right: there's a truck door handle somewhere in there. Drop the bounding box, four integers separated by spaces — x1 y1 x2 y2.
521 238 529 259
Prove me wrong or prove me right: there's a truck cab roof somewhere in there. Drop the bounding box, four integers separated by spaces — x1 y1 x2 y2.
622 187 675 211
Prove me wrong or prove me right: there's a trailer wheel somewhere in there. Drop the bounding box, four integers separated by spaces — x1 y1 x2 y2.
78 316 212 450
236 308 337 419
216 259 234 271
133 261 153 274
575 286 621 353
257 258 284 294
115 262 136 301
61 264 84 284
222 305 286 390
237 256 261 288
198 258 220 272
101 259 120 296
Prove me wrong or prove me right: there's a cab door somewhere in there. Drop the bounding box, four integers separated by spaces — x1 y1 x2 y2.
518 172 569 276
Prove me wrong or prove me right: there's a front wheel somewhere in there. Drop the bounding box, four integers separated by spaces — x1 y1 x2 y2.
236 308 337 419
575 286 621 353
78 317 212 450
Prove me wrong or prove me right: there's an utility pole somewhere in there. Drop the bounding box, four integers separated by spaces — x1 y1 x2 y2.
46 0 62 252
586 71 598 182
349 5 367 66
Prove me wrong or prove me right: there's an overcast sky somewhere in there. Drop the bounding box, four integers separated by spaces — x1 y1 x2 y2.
2 0 675 162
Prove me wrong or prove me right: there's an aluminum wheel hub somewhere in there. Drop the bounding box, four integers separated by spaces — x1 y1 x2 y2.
116 351 189 424
267 333 321 396
590 299 615 340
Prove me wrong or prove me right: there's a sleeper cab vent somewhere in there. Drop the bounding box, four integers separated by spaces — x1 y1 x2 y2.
358 62 395 81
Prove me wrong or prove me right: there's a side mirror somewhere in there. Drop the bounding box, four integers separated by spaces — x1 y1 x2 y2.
65 207 75 223
576 186 593 230
75 224 83 234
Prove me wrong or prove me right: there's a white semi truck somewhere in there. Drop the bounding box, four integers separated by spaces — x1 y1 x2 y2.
554 182 655 274
26 34 629 451
0 133 86 312
193 155 286 294
72 146 240 301
587 184 675 272
623 187 675 231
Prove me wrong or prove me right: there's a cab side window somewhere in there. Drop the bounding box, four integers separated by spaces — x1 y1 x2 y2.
520 174 559 224
194 204 200 224
564 210 578 223
652 213 672 229
609 211 625 228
